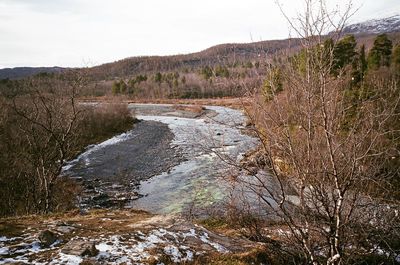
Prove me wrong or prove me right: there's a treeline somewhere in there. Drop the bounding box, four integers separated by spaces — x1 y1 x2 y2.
108 61 264 99
88 34 399 100
0 73 135 217
84 39 296 81
263 33 400 100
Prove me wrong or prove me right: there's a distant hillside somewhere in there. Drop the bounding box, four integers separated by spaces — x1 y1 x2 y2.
343 14 400 35
86 38 302 80
86 33 400 81
0 67 65 80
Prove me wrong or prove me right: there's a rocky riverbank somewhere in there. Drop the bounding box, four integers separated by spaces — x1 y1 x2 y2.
0 210 266 264
64 120 185 209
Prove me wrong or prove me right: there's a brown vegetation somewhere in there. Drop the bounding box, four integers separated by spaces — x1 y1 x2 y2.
217 1 400 264
0 73 135 217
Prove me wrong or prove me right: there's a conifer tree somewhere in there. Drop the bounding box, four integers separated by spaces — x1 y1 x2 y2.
332 35 357 74
368 34 393 69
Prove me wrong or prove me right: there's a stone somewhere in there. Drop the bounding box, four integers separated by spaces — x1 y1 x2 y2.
183 235 204 246
61 239 99 257
55 225 75 234
38 230 58 247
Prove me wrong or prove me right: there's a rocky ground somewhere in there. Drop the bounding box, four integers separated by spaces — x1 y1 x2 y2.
63 104 220 209
64 120 185 209
0 210 266 265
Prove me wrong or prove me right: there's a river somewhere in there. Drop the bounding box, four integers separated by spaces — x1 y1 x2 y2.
64 104 259 215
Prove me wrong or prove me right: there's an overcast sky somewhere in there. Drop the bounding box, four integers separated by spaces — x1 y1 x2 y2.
0 0 399 68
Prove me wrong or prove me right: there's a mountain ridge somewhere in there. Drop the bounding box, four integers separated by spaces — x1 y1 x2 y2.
343 14 400 35
0 66 66 80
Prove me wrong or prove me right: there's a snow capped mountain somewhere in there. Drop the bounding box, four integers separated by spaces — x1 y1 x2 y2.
343 14 400 35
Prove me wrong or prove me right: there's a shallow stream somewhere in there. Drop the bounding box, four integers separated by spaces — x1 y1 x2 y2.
65 104 259 214
130 104 258 214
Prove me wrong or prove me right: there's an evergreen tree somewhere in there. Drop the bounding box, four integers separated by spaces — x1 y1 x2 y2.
351 45 367 85
215 65 230 78
154 72 162 83
136 75 147 83
367 34 393 69
332 35 357 73
262 67 282 101
120 81 127 94
359 44 368 74
201 66 213 80
112 81 120 95
245 62 253 68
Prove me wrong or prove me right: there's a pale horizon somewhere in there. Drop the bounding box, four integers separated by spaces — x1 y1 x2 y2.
0 0 399 69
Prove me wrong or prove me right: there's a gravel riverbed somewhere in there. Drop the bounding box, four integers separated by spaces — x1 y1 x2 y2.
63 104 259 213
63 119 185 208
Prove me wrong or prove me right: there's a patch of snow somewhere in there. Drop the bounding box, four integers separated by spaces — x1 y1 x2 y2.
199 232 228 253
146 234 164 244
0 236 21 243
343 14 400 34
0 257 29 265
52 253 83 265
30 241 42 253
183 228 196 238
97 242 113 252
185 250 194 260
0 246 9 255
116 255 129 264
3 225 233 264
164 245 183 262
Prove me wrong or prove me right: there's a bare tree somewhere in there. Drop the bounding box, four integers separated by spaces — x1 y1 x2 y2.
225 1 400 264
9 71 84 213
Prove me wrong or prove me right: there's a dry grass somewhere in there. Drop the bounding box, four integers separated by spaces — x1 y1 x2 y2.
173 104 205 114
0 209 152 239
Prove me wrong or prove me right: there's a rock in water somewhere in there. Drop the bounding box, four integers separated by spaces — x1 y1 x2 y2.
38 230 58 247
61 239 98 256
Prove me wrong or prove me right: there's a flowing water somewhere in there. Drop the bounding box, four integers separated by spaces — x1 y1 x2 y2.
65 104 259 214
129 104 259 214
